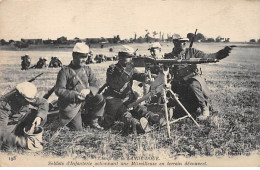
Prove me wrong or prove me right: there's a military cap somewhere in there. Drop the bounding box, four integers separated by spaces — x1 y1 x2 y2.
148 42 162 50
73 42 90 54
118 45 135 59
16 82 37 102
173 37 189 42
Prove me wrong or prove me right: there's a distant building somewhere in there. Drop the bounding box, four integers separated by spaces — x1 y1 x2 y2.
22 39 43 45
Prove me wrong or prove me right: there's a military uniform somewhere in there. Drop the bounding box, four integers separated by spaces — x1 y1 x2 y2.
102 62 159 129
49 57 63 68
165 46 231 118
35 58 47 68
0 83 48 150
21 55 31 70
55 62 105 130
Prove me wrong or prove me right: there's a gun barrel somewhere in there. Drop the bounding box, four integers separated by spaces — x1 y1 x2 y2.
154 58 219 64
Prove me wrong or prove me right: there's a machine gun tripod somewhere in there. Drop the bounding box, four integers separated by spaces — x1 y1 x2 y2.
127 67 200 138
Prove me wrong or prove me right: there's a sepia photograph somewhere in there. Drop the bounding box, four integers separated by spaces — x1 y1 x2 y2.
0 0 259 167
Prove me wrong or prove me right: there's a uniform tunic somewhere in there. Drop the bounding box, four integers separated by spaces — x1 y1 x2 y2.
165 47 219 116
0 92 48 148
102 63 148 128
55 62 105 130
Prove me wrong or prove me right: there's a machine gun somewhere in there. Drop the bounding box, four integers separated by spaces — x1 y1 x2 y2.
132 56 219 69
1 73 43 99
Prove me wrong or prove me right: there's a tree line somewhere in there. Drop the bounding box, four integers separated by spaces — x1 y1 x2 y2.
1 30 260 48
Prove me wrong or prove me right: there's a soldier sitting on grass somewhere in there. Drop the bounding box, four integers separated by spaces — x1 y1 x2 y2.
49 57 63 68
101 45 160 134
165 37 233 120
21 54 31 70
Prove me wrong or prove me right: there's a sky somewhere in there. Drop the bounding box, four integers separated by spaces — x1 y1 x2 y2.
0 0 259 42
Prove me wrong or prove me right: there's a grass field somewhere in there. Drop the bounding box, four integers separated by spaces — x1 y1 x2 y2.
0 42 259 165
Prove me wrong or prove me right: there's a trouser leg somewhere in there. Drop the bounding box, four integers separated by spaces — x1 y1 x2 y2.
132 105 160 124
188 79 209 117
59 104 82 131
67 111 83 131
103 97 126 128
84 94 106 124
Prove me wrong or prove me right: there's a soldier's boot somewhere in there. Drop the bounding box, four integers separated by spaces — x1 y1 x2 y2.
197 102 210 120
90 117 104 130
145 111 160 124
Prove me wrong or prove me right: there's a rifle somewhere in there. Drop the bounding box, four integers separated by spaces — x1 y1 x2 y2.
97 83 108 94
1 73 43 99
43 86 55 99
189 29 197 48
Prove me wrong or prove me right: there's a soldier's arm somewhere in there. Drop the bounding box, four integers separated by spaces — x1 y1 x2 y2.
106 64 130 89
85 66 100 96
189 47 231 60
132 68 146 82
30 97 49 120
54 68 79 102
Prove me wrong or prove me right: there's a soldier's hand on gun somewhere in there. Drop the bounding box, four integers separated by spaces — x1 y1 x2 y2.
32 117 42 127
77 89 90 100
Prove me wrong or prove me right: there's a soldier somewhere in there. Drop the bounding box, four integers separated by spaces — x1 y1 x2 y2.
33 57 47 69
54 43 105 130
85 51 94 64
165 37 232 120
148 42 163 59
102 46 160 133
0 82 49 151
21 54 31 70
49 57 63 68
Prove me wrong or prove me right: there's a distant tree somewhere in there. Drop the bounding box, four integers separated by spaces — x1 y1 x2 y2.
74 37 81 43
152 31 158 38
204 38 215 42
187 33 194 41
195 33 205 42
137 36 145 43
145 29 150 42
0 39 7 45
57 36 68 44
9 40 14 44
216 36 223 42
249 39 256 43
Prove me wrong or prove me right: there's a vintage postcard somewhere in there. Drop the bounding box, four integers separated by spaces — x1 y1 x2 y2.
0 0 259 167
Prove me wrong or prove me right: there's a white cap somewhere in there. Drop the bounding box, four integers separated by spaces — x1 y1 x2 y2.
120 45 135 54
173 37 189 42
73 43 90 53
149 42 161 49
16 82 37 102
